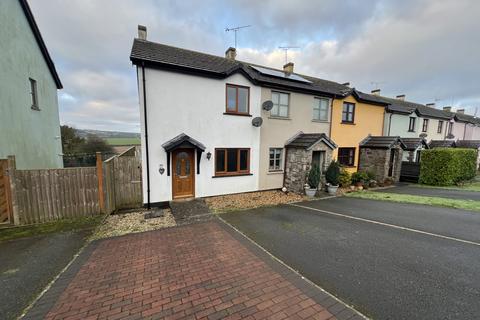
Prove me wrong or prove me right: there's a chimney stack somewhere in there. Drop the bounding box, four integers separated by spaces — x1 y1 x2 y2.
283 62 294 74
426 103 435 108
225 47 236 60
371 89 381 96
138 25 147 40
443 106 452 112
396 94 405 101
342 82 350 87
457 109 465 114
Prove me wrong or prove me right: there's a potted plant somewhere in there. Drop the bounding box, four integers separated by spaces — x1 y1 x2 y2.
305 163 321 197
325 160 340 195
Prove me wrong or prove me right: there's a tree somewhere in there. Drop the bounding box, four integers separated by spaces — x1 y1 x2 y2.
61 125 85 154
80 134 113 154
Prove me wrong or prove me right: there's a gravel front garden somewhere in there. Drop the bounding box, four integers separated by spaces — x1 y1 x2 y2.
205 190 307 213
91 208 176 240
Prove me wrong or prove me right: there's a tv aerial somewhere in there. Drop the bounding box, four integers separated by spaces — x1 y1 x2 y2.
278 46 300 64
225 25 251 49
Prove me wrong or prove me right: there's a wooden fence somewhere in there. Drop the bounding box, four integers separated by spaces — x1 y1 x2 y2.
4 150 142 225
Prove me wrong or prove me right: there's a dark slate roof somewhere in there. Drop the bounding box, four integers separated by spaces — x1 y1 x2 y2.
455 140 480 149
428 140 456 148
401 138 429 150
415 105 452 120
453 112 480 124
359 136 407 149
130 39 351 96
19 0 62 89
161 133 206 152
285 133 337 150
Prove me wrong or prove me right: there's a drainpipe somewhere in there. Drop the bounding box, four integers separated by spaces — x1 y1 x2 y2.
463 123 467 140
387 113 393 136
142 62 151 209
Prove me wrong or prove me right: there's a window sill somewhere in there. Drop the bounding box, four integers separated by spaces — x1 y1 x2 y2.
341 122 355 125
267 170 284 175
223 112 252 117
269 116 291 120
31 106 40 111
212 173 253 178
312 119 329 123
408 130 415 132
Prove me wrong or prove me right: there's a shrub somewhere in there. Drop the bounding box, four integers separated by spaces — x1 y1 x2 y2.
307 163 321 189
366 170 376 181
338 169 352 187
419 148 477 186
325 160 341 186
351 171 369 185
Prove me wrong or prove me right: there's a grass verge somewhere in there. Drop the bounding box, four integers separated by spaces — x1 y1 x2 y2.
414 182 480 192
0 215 105 243
346 191 480 212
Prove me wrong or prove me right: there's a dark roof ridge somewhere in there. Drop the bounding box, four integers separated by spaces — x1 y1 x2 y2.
19 0 62 89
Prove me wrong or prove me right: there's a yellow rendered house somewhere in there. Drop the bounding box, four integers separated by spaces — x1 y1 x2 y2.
330 89 388 172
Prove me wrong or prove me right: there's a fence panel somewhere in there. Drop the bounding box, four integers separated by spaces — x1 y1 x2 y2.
12 166 100 224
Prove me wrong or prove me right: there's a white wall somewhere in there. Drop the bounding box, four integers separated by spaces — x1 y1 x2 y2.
137 68 261 203
384 113 447 141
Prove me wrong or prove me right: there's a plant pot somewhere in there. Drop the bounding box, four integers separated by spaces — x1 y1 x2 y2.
327 185 339 195
305 187 317 197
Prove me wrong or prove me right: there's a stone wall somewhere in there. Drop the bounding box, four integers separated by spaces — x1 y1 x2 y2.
284 142 333 193
359 144 403 183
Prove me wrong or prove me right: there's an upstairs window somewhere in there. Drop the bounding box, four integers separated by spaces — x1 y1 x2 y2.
342 102 355 123
215 148 250 176
271 91 289 117
408 117 416 132
29 78 39 110
422 119 429 132
269 148 283 171
313 97 329 121
226 84 249 115
437 121 444 134
338 147 355 167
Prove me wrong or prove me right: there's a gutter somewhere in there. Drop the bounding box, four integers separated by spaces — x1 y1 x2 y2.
141 62 151 209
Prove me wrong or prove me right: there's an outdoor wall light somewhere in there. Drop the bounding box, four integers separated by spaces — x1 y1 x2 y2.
206 152 212 160
159 164 165 175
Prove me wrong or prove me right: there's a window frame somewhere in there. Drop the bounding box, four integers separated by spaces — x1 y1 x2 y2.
422 119 429 132
437 120 443 134
29 78 39 110
338 147 356 167
313 97 330 121
342 102 355 124
214 148 250 176
408 117 416 132
268 148 283 172
448 121 453 135
225 84 250 115
270 91 290 118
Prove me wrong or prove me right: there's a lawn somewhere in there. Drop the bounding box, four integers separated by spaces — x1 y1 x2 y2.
346 191 480 212
0 215 105 242
414 179 480 192
105 137 141 146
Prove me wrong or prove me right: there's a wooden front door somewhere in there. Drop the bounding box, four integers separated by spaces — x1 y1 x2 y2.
172 149 195 199
0 159 12 224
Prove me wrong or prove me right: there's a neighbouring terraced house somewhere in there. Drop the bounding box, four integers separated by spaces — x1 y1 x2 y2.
130 26 480 205
0 0 63 169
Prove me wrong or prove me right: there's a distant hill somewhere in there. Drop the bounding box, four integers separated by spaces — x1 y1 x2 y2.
75 129 140 139
75 129 141 146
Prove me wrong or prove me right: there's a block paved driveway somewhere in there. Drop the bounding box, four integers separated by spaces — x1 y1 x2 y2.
24 220 364 320
223 197 480 320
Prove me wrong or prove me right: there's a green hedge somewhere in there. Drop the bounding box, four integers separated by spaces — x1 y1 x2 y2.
419 148 477 186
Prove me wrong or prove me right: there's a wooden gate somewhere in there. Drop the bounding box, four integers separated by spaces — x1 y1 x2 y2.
104 151 142 213
400 161 421 182
0 159 12 224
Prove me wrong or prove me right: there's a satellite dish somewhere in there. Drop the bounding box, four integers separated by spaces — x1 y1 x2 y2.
262 100 274 111
447 133 455 139
252 117 263 127
419 133 428 138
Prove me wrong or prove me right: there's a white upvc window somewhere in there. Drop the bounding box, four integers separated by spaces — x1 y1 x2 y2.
269 148 283 171
313 97 329 121
271 91 289 117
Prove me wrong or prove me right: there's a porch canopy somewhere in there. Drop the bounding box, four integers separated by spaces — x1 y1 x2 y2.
162 133 206 175
429 140 456 148
285 133 337 150
400 137 429 151
359 135 407 149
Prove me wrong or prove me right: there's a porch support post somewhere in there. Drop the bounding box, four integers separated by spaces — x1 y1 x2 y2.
196 150 202 174
166 151 170 176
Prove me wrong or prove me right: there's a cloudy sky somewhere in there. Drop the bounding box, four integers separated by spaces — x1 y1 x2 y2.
30 0 480 133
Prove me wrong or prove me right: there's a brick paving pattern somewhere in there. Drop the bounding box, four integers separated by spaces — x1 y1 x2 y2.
27 221 362 320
